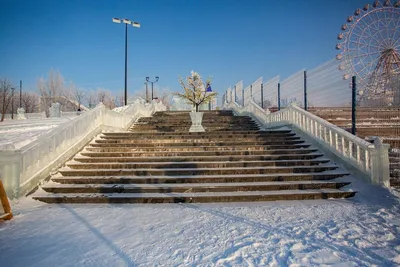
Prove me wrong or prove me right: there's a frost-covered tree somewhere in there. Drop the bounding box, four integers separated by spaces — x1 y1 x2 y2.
174 71 217 112
37 69 65 116
20 92 39 113
0 78 13 122
96 88 115 109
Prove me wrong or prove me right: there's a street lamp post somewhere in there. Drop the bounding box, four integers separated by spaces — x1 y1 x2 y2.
112 17 140 106
11 87 15 119
146 76 159 100
19 80 22 108
145 81 149 103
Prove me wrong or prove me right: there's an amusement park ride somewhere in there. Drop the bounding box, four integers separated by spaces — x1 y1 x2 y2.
336 0 400 106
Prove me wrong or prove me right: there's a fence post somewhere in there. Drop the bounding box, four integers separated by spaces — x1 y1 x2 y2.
352 76 356 135
250 85 253 104
304 70 307 111
242 86 245 107
261 83 264 109
278 83 281 111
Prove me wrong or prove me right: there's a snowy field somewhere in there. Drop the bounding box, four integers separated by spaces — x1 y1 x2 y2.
1 176 400 267
0 118 73 149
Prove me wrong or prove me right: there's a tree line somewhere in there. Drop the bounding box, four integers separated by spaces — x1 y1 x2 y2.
1 69 171 121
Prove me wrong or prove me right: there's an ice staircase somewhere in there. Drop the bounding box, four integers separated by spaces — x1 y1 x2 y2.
32 110 356 203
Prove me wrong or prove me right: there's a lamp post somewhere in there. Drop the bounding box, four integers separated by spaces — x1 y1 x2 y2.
11 87 15 119
19 80 22 108
146 76 159 100
112 17 140 106
144 81 149 103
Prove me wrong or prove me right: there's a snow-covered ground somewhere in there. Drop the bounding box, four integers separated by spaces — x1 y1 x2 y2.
1 176 400 267
0 118 72 149
1 117 400 266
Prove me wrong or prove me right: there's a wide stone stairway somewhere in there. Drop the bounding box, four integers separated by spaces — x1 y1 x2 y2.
33 110 356 203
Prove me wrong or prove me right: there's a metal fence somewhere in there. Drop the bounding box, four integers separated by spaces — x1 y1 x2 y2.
262 76 280 109
251 77 263 107
280 69 305 109
223 57 400 184
243 85 251 107
307 59 351 108
234 80 243 105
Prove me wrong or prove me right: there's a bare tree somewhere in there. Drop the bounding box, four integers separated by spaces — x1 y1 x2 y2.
37 69 65 116
131 87 146 102
85 90 97 109
71 85 86 111
96 88 115 109
114 93 125 107
21 92 39 113
0 78 13 121
156 88 172 108
48 69 65 97
97 89 107 104
105 96 116 109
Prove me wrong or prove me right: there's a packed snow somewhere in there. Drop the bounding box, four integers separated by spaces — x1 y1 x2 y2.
1 176 400 267
1 117 400 266
0 118 72 149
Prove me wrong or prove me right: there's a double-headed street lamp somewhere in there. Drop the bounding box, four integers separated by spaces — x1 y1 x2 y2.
112 17 140 106
146 76 159 101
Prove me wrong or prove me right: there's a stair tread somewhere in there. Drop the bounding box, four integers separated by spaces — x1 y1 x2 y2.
52 171 350 180
60 164 338 171
86 144 312 150
34 188 353 198
103 130 291 134
42 180 350 189
81 148 318 154
74 152 324 160
68 158 330 165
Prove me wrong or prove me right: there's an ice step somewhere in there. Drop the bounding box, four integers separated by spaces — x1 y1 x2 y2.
73 153 325 163
66 159 331 169
32 189 356 204
52 171 349 184
41 181 351 194
58 164 340 176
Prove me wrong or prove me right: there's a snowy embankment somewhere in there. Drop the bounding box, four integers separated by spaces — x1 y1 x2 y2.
0 176 400 266
0 118 72 149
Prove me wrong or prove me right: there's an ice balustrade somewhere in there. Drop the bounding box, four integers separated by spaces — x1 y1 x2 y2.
0 100 166 198
224 95 390 188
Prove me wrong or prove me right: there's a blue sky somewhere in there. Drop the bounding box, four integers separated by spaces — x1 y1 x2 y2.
1 0 370 101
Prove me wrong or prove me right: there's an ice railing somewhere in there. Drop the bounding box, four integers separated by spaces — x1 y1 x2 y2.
0 100 166 198
224 100 390 187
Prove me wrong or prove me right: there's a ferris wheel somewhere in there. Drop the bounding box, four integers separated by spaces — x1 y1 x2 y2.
336 0 400 104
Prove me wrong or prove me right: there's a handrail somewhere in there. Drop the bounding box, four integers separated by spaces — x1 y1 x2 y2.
0 100 167 199
290 104 372 148
224 100 390 187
